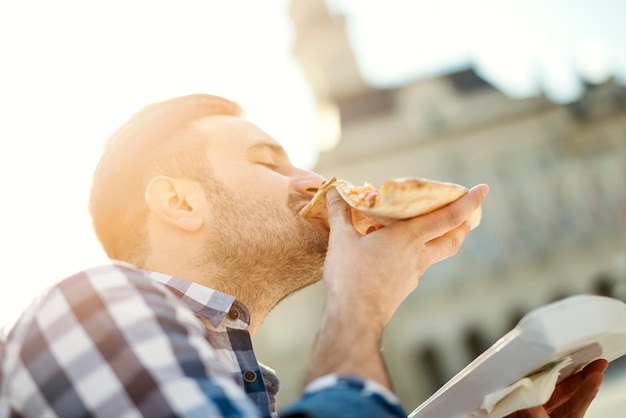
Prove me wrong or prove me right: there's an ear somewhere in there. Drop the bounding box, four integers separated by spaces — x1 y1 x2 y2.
144 176 204 232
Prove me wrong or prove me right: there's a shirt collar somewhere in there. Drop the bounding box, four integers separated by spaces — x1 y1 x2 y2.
112 262 248 328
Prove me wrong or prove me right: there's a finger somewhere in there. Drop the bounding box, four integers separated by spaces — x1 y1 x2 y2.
545 359 608 412
549 372 604 418
399 184 489 242
326 189 358 239
580 359 609 375
424 221 472 263
505 406 550 418
365 223 384 234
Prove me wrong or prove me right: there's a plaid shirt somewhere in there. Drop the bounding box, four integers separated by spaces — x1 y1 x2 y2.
0 263 406 418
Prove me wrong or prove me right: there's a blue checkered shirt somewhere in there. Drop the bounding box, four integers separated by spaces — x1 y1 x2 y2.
0 263 406 417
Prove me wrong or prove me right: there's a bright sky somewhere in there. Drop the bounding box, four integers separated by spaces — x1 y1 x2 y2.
0 0 317 326
1 0 624 327
331 0 626 103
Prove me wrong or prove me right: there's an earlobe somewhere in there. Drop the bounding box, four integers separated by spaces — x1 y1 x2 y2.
144 176 204 232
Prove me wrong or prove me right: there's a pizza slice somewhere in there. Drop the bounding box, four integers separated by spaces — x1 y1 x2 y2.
299 176 482 234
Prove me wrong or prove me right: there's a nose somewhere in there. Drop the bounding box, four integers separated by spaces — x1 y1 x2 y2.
291 169 326 196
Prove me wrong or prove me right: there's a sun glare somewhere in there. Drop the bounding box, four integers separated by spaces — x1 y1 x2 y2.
0 0 317 326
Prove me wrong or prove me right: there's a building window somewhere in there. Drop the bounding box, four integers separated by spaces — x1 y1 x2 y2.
463 327 491 362
592 272 616 298
417 345 447 395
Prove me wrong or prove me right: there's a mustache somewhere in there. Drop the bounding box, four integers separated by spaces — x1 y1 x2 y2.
288 194 313 213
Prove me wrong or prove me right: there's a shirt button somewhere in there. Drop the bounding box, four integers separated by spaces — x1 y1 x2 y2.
228 308 240 320
243 370 257 383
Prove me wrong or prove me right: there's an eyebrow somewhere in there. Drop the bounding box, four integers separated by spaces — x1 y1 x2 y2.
246 142 288 158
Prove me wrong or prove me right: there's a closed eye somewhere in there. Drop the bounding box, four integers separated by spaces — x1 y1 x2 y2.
257 162 281 172
247 142 290 174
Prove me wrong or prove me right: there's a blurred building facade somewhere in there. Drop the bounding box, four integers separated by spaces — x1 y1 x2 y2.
254 1 626 414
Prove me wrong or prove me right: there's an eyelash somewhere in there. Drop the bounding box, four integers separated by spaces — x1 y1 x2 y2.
258 162 280 172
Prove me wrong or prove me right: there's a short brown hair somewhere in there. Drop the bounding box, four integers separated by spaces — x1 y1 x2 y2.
89 94 242 263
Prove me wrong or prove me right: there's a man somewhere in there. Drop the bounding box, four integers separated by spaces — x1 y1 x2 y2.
0 94 606 417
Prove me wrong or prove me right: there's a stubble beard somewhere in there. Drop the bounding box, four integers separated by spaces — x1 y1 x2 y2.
198 183 328 305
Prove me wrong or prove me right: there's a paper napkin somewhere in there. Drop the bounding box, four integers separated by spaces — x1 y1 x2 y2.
470 357 573 418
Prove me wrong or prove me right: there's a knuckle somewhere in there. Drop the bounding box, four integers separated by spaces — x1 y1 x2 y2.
449 235 462 254
449 223 470 253
446 208 463 227
405 224 426 244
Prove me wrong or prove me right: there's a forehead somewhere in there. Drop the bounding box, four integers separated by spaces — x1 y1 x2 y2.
191 115 281 150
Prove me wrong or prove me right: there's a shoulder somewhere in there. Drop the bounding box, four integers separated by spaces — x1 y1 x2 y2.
1 263 210 379
59 263 168 295
7 263 205 345
55 263 201 329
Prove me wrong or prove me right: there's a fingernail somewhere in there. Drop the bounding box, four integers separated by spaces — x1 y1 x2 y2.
326 189 340 205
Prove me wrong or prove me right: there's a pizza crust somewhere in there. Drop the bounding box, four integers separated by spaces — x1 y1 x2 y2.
299 177 482 234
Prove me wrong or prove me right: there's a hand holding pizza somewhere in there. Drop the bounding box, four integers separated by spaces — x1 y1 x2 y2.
305 178 488 391
322 183 489 329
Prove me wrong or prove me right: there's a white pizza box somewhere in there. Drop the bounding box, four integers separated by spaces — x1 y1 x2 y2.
409 295 626 418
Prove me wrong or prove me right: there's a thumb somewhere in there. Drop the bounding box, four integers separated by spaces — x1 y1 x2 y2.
326 189 357 236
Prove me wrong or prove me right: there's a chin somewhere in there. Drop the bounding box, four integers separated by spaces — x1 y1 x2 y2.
305 217 330 236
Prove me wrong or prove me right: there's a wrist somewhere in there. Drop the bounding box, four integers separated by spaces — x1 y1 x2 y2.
320 303 384 347
306 299 391 389
324 289 389 332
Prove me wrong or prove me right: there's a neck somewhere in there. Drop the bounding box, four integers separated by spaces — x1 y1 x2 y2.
141 261 284 336
142 247 323 336
209 276 285 335
236 290 277 335
189 267 319 336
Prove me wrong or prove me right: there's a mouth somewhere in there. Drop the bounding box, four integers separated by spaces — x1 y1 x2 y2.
292 195 314 215
291 196 330 234
296 201 310 214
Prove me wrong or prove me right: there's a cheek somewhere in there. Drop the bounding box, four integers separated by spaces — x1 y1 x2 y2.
208 176 295 233
237 172 289 197
252 185 292 211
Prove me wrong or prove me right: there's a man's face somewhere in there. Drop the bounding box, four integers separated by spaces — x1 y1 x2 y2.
192 115 328 294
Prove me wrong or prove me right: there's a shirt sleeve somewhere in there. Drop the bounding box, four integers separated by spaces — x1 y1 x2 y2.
280 375 407 418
